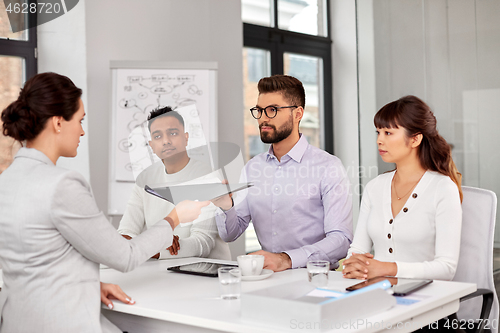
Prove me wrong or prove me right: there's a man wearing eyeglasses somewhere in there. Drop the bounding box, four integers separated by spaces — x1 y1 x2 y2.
213 75 353 272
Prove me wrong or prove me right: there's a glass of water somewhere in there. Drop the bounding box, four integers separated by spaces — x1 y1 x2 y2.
307 260 330 288
218 267 241 300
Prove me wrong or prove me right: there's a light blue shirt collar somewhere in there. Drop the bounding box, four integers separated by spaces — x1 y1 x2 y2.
266 134 308 163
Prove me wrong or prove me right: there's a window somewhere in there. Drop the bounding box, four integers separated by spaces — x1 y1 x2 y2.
242 0 331 253
0 0 37 111
0 0 37 173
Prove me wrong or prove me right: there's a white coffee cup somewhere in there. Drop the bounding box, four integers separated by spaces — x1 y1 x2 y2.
237 255 264 276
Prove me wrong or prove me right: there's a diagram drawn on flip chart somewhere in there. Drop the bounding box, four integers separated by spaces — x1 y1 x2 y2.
109 61 217 215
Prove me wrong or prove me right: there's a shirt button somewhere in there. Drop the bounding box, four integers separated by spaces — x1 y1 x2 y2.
278 166 282 169
275 188 278 191
412 193 418 198
389 219 393 224
388 233 391 239
389 248 393 253
273 210 277 214
403 207 408 213
273 232 277 236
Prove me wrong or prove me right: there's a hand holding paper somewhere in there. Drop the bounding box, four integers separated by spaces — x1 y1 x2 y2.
167 200 211 229
144 182 252 204
210 179 234 211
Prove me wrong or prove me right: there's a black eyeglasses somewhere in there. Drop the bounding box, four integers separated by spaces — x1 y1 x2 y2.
249 105 297 119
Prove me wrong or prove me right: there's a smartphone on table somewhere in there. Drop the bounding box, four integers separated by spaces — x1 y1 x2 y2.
346 277 432 296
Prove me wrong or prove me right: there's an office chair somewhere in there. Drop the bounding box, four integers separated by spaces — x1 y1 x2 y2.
450 186 499 333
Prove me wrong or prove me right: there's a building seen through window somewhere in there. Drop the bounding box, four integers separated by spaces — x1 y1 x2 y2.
0 0 37 173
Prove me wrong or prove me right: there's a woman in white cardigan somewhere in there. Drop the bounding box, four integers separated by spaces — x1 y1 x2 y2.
343 95 463 281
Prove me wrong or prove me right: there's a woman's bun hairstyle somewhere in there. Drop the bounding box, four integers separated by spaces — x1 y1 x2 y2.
1 72 82 141
2 99 38 141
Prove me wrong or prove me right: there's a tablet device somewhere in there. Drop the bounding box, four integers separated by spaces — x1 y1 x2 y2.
346 277 432 296
167 262 238 277
145 182 252 204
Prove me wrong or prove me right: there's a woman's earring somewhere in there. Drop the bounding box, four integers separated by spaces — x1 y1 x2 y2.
58 130 61 133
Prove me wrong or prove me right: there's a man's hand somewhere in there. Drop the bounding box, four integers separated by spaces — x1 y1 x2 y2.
100 282 135 310
167 235 180 255
211 180 233 211
211 194 233 211
342 253 397 279
250 250 292 272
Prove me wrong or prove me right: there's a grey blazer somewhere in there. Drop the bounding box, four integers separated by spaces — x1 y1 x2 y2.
0 148 174 333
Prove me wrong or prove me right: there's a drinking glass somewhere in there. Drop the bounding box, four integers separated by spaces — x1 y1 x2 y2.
307 260 329 288
218 267 241 300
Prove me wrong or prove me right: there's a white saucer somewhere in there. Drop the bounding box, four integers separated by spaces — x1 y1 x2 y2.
241 269 273 281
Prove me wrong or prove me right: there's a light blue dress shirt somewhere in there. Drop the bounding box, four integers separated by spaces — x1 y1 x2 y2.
216 135 353 268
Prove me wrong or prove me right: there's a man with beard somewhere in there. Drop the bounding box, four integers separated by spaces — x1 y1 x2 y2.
213 75 353 272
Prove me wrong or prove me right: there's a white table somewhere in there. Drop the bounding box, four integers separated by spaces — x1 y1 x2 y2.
100 257 476 333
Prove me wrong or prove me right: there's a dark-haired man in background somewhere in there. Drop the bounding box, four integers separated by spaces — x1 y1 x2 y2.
213 75 352 271
118 106 230 260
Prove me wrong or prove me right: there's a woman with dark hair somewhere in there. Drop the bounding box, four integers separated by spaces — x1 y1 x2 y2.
0 72 209 332
343 95 462 281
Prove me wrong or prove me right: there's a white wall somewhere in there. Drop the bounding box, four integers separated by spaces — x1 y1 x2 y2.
84 0 245 258
37 1 89 180
356 0 379 192
366 0 500 175
331 0 361 228
357 0 500 245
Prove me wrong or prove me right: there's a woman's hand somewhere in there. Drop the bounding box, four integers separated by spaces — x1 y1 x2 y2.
342 253 397 280
167 200 211 228
100 282 135 310
342 253 373 279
